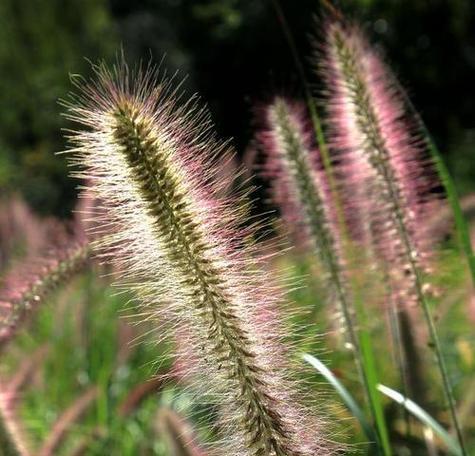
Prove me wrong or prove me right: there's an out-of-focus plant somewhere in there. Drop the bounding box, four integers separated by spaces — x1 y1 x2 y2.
0 2 473 455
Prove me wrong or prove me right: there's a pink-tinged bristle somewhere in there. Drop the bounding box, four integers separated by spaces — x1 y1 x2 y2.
63 62 340 455
0 240 90 348
319 19 443 287
254 96 372 370
256 97 340 255
361 35 441 255
317 16 449 404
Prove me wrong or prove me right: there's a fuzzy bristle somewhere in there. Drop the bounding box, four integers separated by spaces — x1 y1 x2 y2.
0 242 90 348
258 99 333 253
319 19 441 309
256 97 355 339
318 17 469 453
63 61 337 456
317 16 449 411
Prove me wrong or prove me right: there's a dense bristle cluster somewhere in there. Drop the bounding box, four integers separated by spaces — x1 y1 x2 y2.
317 16 467 452
0 242 90 348
64 63 336 455
320 20 441 310
257 98 353 337
316 17 446 409
258 99 334 256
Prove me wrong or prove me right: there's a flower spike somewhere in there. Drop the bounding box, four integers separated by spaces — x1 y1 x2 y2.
320 20 441 301
63 61 338 456
257 97 354 341
318 17 466 454
0 241 90 349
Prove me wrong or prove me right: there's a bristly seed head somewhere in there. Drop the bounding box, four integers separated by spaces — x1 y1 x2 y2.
256 97 353 341
319 19 442 310
0 242 90 349
63 61 338 456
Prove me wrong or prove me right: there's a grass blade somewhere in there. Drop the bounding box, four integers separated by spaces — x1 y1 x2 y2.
359 331 392 456
377 384 463 456
433 145 475 281
397 82 475 286
303 353 376 444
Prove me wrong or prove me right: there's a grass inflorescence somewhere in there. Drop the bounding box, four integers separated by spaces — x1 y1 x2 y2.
0 4 473 455
63 62 338 456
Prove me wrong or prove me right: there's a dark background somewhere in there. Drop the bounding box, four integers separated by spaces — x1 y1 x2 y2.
1 0 474 216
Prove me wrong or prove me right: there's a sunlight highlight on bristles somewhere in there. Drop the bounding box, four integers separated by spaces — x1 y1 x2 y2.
63 61 339 456
257 97 351 339
317 15 457 421
319 19 442 312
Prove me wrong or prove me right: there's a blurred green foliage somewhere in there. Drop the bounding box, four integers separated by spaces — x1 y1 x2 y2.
3 251 474 454
0 0 116 215
0 0 474 215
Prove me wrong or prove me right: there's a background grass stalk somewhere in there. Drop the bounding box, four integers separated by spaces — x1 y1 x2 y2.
329 26 467 454
270 0 348 236
267 100 381 440
0 410 25 456
386 292 411 436
0 243 90 350
269 4 389 450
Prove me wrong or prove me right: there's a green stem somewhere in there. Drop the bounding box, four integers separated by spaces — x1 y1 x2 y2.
269 3 386 452
332 30 467 455
387 292 411 436
397 81 475 287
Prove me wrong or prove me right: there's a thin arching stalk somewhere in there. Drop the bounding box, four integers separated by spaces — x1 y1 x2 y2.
322 19 466 454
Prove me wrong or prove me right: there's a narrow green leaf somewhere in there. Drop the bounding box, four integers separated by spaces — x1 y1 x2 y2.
359 331 392 456
397 84 469 454
397 80 475 287
427 139 475 284
377 384 463 456
303 353 376 443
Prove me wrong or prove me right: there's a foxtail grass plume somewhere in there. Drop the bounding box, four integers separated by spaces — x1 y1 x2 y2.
0 241 90 349
319 16 466 453
318 15 435 367
256 97 381 441
257 99 334 253
63 62 337 456
256 98 356 341
319 19 440 309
